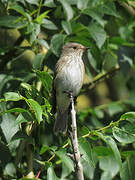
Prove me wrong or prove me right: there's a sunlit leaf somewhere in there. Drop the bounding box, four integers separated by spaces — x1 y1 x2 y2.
100 1 120 18
112 126 135 144
27 99 43 124
79 137 94 166
4 92 22 101
59 0 74 21
32 53 45 70
0 15 27 28
51 34 66 56
99 155 120 179
87 23 106 48
56 149 74 176
83 8 107 27
35 10 50 24
120 112 135 120
47 162 59 180
96 133 122 168
120 156 135 180
25 0 39 5
61 20 72 35
42 19 58 30
36 70 53 95
43 0 56 7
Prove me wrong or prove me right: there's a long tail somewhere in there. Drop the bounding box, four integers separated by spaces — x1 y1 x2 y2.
54 109 69 134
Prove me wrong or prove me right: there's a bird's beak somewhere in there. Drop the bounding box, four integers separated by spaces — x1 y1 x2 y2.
85 47 90 51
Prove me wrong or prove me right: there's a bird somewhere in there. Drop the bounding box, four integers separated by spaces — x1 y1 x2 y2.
52 42 89 133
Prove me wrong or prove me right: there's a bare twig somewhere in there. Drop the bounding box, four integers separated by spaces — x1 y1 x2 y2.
69 93 84 180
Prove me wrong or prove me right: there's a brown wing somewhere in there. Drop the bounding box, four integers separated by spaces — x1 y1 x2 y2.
51 56 68 114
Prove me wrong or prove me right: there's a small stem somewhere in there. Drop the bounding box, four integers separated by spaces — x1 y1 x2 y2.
47 153 56 162
37 0 43 17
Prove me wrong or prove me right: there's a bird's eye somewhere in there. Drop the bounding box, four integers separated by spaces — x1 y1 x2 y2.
73 46 77 50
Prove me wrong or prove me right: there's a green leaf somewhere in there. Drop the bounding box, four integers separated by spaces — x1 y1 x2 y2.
122 151 135 157
96 133 122 168
0 15 27 28
59 0 74 21
112 126 135 144
43 0 56 7
27 23 40 44
107 103 123 116
87 50 98 72
120 112 135 120
87 23 106 48
32 53 45 70
10 131 29 141
77 0 89 10
56 149 74 176
4 163 16 177
83 8 107 27
120 156 135 180
99 155 120 179
100 171 112 180
1 113 19 143
100 1 120 18
4 92 22 101
36 70 52 95
9 3 28 18
40 145 49 155
103 52 117 71
25 0 39 5
35 10 50 24
51 34 66 56
79 137 94 166
47 162 58 180
61 20 72 35
27 99 43 124
15 112 32 125
10 131 34 145
82 159 95 180
1 108 27 115
36 39 49 49
42 19 58 30
93 146 113 156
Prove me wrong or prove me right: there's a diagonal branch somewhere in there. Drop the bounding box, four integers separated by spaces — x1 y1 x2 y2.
83 65 120 90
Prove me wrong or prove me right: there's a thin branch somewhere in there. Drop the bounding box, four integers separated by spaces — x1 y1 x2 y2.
46 115 124 163
69 93 84 180
83 66 120 90
119 1 135 17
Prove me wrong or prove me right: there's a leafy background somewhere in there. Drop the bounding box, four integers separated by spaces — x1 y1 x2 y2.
0 0 135 179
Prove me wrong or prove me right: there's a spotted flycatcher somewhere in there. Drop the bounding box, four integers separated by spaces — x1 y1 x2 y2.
52 42 89 133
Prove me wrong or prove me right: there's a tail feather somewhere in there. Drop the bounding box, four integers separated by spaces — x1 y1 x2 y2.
54 109 68 133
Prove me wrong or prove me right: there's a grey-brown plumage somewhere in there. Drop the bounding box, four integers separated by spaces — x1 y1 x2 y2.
53 42 89 133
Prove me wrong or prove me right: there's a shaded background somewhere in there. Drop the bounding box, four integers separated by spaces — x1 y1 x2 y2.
0 0 135 179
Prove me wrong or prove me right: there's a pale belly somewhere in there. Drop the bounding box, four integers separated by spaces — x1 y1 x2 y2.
56 62 84 95
55 61 84 112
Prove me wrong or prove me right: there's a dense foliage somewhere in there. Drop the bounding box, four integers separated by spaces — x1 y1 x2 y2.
1 0 135 179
